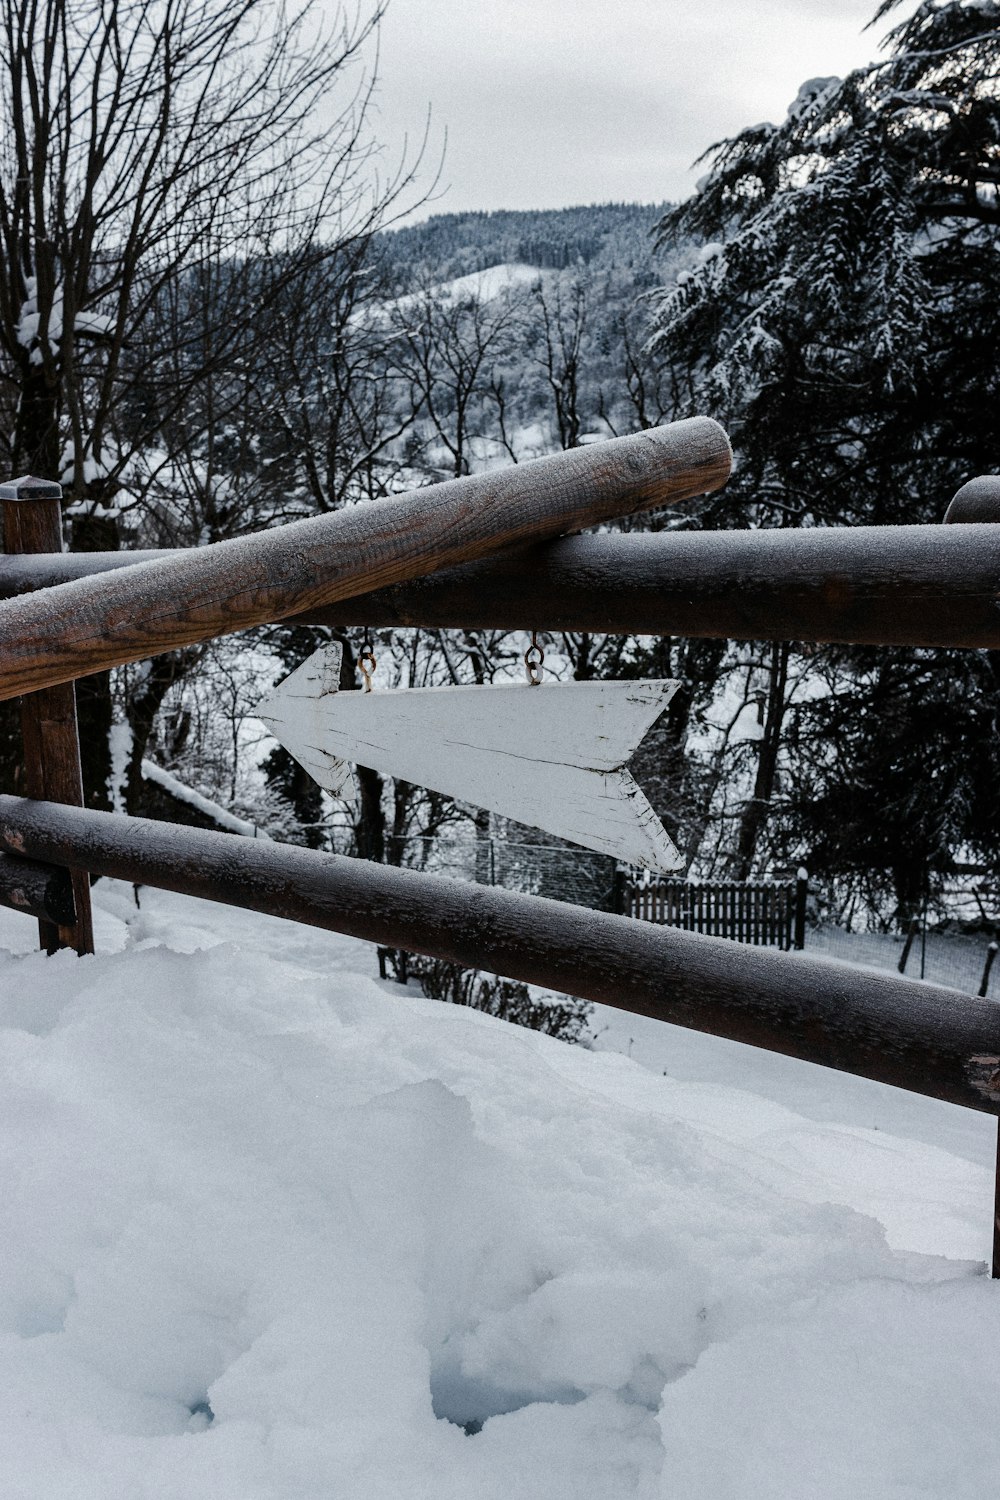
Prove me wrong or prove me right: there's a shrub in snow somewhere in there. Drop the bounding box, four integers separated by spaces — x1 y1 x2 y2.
409 955 593 1044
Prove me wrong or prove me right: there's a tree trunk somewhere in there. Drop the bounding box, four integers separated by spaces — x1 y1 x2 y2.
124 650 201 815
732 641 790 880
357 766 385 862
332 632 386 862
13 362 61 479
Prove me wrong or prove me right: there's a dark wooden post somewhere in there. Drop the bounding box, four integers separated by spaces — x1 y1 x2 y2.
0 476 93 955
794 868 808 951
945 483 1000 1276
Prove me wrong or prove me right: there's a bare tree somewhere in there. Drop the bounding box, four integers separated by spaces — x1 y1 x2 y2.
0 0 427 805
731 641 792 880
535 273 586 451
391 274 525 478
0 0 420 495
597 303 678 437
258 243 423 516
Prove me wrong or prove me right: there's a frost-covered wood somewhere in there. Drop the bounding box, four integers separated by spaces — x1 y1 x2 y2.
300 523 1000 648
256 644 682 871
2 794 999 1116
0 419 730 701
943 476 1000 525
11 519 1000 649
0 549 177 595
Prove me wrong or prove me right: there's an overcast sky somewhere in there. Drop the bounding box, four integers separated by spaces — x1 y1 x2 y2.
367 0 903 220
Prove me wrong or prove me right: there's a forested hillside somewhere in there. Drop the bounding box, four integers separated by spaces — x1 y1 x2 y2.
381 202 673 276
372 199 694 464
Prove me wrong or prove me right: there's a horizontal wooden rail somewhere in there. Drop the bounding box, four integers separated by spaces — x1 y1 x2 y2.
299 524 1000 647
0 549 177 595
0 420 729 702
2 796 999 1115
0 849 76 924
4 522 1000 648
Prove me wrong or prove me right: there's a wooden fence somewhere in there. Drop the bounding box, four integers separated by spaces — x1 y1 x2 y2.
0 420 729 701
1 442 1000 1271
627 873 807 950
1 796 997 1120
6 523 1000 650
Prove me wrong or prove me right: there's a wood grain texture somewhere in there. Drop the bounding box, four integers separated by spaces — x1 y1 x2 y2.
5 520 1000 649
1 795 999 1115
257 643 683 871
0 850 76 923
2 496 94 954
0 419 730 701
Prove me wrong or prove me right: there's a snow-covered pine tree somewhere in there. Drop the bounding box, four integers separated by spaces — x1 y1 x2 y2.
647 0 1000 912
651 0 999 528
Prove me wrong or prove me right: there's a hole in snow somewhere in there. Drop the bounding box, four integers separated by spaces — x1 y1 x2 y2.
431 1369 586 1435
187 1398 215 1429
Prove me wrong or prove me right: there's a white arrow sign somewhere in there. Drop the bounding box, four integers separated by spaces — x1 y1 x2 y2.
256 643 683 872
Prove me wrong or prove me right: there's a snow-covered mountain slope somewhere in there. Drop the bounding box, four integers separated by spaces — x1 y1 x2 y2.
0 884 997 1498
432 261 544 303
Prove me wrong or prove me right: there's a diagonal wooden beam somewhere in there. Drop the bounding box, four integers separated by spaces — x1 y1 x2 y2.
0 420 729 702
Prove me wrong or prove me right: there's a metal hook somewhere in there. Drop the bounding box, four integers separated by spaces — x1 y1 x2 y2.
359 633 376 692
524 631 544 687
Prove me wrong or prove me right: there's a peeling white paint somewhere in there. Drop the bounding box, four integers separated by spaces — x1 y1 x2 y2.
257 643 682 872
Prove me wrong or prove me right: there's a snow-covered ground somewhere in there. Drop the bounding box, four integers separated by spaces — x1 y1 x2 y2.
811 921 999 999
0 882 997 1498
387 262 545 317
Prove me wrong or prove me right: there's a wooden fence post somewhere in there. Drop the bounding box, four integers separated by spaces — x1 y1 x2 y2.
794 868 808 950
0 477 93 955
945 481 1000 1276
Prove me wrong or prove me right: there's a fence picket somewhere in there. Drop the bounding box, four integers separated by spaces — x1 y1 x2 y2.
629 875 800 951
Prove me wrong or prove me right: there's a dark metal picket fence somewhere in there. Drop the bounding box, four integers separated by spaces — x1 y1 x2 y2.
626 873 807 950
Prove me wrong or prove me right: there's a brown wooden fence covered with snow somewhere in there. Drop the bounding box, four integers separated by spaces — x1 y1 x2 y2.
2 433 1000 1271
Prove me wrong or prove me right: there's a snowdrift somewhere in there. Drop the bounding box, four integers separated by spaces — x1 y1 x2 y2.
0 884 997 1498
